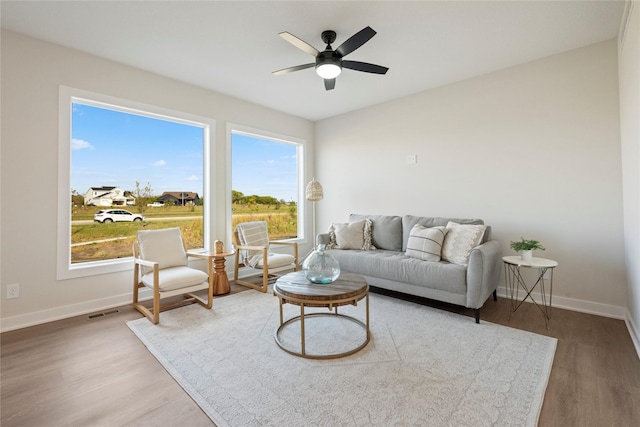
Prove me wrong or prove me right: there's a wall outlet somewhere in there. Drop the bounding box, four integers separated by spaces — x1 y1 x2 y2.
407 154 417 164
7 283 20 299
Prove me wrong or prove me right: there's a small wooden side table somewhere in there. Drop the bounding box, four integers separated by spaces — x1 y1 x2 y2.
196 251 235 295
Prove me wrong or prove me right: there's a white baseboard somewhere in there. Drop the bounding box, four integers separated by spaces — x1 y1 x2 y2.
0 282 632 339
624 308 640 361
0 270 255 333
495 286 626 319
0 288 153 333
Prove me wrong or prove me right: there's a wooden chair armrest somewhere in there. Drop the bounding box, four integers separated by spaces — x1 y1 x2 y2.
234 244 268 251
186 252 212 260
270 241 298 247
134 258 158 268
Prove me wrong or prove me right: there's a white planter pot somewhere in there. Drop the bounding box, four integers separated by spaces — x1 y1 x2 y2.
521 250 533 261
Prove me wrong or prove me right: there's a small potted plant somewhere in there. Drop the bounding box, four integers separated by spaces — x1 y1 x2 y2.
510 237 545 261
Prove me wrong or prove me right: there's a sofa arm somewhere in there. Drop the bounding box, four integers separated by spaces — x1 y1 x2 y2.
465 240 502 309
316 233 331 246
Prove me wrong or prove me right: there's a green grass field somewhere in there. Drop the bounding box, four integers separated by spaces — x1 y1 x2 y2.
71 204 297 263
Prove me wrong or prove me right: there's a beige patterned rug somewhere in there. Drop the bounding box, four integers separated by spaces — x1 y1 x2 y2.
127 289 556 426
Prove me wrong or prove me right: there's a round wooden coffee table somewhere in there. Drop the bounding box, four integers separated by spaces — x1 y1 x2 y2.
273 271 370 359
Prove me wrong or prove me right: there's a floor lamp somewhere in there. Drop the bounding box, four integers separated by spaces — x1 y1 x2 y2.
305 178 324 260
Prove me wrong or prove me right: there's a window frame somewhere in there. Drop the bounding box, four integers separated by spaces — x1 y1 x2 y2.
226 123 306 244
57 86 215 280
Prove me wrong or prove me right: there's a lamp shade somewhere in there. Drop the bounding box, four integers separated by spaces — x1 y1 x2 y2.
305 178 324 202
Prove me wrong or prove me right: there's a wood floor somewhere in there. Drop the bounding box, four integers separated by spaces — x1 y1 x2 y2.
2 283 639 426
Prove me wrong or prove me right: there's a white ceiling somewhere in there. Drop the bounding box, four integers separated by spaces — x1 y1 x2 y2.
1 1 625 121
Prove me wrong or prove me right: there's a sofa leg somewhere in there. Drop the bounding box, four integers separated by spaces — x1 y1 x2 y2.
493 289 497 301
475 309 480 324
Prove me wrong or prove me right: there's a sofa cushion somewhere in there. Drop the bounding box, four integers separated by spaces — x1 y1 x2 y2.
328 249 467 295
441 222 487 266
405 225 447 262
349 214 402 251
402 215 485 251
329 219 374 250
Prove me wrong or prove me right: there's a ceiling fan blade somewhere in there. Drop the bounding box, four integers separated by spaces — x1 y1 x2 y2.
343 60 389 75
278 32 319 57
335 26 376 57
324 78 336 91
272 63 315 76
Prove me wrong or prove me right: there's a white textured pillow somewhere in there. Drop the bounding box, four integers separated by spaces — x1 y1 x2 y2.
441 222 487 265
329 219 374 250
405 225 447 262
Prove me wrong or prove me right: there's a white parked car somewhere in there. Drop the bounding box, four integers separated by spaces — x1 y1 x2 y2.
94 209 144 223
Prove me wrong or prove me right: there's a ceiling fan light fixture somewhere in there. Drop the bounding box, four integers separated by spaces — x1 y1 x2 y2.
316 62 342 79
316 63 341 79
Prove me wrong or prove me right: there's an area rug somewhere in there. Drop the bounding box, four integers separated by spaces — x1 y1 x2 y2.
127 289 556 426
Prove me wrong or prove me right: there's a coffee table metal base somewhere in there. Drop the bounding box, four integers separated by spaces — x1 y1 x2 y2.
274 301 370 360
273 271 370 360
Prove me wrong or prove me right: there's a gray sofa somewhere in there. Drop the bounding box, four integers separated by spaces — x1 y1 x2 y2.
317 214 502 323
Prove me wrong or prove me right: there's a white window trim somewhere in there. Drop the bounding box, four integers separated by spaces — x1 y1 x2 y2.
57 86 215 280
226 123 306 245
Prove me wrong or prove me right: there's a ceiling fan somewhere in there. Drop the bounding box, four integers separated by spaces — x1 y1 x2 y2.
273 26 389 91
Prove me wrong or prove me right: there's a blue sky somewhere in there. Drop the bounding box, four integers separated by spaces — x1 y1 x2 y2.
72 103 298 202
231 133 298 203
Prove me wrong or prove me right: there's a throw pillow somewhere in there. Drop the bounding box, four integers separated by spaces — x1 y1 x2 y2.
405 225 447 262
329 219 375 250
441 222 487 266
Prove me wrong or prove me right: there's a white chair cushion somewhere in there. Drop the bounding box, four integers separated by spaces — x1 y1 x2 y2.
141 266 208 292
137 228 188 274
254 253 295 269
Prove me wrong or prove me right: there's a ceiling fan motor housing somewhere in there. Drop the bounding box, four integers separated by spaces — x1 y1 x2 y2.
316 50 342 67
321 30 337 46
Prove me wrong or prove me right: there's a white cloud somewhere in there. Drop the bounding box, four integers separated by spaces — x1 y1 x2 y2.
153 160 167 167
71 138 94 150
187 175 199 181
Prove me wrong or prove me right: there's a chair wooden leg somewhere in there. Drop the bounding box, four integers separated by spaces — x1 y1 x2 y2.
152 287 160 324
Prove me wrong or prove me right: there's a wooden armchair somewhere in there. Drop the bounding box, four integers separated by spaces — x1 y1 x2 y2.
133 227 214 324
232 221 298 293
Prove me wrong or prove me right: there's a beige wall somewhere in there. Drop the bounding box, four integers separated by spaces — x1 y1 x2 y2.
618 2 640 352
0 30 314 330
316 40 626 317
1 28 635 334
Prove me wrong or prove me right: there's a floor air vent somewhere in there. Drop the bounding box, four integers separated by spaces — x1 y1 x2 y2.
88 309 119 319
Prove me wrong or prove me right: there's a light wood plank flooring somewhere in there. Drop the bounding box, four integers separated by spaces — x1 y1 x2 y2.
2 284 639 426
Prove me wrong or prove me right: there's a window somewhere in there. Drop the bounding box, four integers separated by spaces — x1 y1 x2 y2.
229 126 304 240
58 87 214 279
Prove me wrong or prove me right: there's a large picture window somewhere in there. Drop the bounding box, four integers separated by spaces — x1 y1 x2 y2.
58 87 214 279
230 127 303 240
